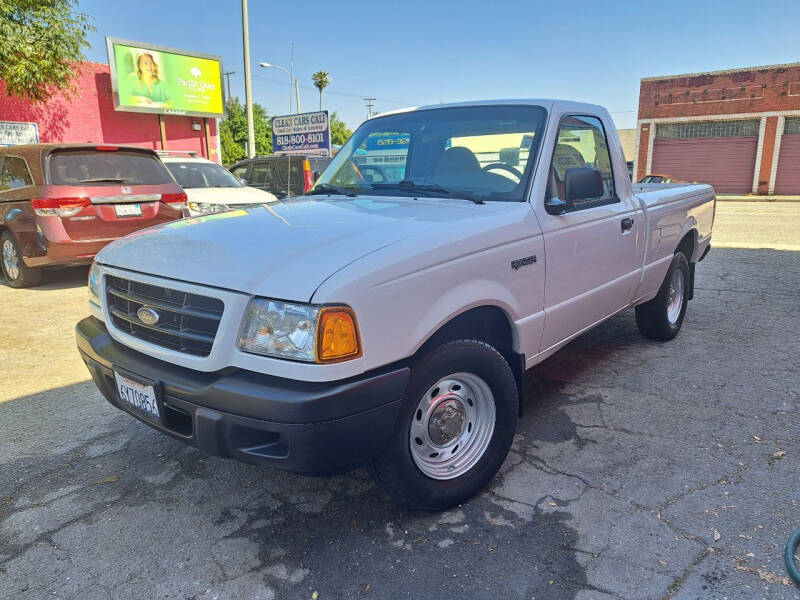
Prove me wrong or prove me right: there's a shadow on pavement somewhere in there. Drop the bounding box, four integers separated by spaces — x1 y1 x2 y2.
0 265 90 291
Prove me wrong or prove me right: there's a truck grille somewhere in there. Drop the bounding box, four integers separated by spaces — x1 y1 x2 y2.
106 275 224 357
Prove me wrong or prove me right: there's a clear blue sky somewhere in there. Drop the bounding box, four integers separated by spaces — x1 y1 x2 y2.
78 0 800 130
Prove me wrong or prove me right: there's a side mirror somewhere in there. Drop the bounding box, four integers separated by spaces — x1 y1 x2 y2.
239 177 248 185
313 171 321 182
565 167 604 203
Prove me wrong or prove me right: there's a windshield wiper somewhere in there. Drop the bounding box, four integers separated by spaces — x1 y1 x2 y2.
79 177 127 184
307 183 358 198
370 180 484 204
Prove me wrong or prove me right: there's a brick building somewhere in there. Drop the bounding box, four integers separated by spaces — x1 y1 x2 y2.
634 62 800 194
0 62 220 161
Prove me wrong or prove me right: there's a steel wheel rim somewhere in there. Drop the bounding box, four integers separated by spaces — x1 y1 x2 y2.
409 372 496 480
667 268 684 324
2 239 19 281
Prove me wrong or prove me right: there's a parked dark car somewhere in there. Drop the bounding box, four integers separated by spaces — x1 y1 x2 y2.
229 155 333 198
0 144 186 287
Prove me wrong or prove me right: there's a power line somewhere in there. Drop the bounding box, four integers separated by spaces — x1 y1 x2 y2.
249 72 414 107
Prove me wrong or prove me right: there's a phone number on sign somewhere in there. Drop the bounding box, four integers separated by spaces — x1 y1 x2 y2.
275 133 326 146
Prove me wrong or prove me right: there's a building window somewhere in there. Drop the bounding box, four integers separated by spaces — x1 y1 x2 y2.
784 117 800 135
655 120 760 140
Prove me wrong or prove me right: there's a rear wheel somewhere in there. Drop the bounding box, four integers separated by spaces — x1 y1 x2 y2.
635 252 689 341
370 339 518 511
1 231 42 288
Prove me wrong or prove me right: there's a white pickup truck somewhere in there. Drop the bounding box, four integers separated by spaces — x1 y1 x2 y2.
77 100 714 510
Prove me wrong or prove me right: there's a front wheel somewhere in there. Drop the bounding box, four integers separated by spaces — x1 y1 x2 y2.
635 252 690 341
370 339 518 511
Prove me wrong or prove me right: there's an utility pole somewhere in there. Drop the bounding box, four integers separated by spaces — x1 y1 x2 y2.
364 97 376 119
223 71 235 109
241 0 255 157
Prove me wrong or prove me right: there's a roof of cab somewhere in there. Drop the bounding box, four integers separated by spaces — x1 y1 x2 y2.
369 98 607 119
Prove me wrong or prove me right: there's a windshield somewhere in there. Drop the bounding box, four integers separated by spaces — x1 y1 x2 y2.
166 161 243 189
316 104 547 202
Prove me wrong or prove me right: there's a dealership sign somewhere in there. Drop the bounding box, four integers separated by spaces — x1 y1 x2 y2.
106 37 224 119
0 121 39 146
272 111 331 156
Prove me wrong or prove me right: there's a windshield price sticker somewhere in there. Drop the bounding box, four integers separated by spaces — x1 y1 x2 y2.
272 110 331 156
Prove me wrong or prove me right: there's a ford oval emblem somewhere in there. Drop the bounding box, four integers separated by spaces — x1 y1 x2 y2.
137 306 160 326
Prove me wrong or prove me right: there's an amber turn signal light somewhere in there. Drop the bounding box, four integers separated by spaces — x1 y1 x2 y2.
316 306 362 363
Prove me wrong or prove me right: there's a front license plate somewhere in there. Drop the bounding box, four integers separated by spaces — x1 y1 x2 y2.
114 371 161 423
114 203 142 217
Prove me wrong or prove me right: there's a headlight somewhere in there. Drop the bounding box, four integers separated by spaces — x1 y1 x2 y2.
187 201 229 215
238 299 361 363
88 262 102 305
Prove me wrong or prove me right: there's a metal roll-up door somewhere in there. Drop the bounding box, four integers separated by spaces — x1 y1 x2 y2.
651 120 759 193
774 117 800 195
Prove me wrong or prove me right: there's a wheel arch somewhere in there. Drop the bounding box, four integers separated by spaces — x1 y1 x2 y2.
676 223 698 261
412 304 526 416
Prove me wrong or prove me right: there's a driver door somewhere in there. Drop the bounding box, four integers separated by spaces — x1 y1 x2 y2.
538 115 643 352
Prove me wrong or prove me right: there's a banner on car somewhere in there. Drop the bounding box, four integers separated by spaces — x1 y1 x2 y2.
106 37 225 119
0 121 39 146
272 111 331 156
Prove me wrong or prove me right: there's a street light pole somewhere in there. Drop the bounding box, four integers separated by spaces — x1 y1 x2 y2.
241 0 255 157
259 62 299 115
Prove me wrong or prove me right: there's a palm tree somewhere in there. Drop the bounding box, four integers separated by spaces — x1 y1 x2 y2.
311 71 330 111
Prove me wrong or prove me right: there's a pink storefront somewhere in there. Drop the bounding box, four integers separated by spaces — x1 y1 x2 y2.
0 62 220 162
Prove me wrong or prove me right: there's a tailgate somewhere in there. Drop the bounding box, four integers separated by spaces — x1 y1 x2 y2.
43 148 184 241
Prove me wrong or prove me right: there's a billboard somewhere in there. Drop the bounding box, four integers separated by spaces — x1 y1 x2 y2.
272 111 331 156
106 37 224 118
0 121 39 146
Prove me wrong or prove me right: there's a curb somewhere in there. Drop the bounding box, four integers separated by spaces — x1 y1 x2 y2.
716 195 800 203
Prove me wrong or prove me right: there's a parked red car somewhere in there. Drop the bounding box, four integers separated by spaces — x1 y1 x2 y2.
0 144 186 287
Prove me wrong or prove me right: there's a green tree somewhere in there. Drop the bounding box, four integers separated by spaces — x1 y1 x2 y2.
219 97 273 164
311 71 330 111
0 0 93 102
329 112 352 146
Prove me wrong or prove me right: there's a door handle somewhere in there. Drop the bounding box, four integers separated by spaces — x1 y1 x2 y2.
621 217 634 232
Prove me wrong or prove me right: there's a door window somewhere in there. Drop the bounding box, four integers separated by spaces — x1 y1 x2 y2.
230 164 249 180
247 162 270 186
0 157 33 191
546 115 615 208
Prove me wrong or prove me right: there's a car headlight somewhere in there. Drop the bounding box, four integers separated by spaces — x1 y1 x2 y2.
238 299 361 363
188 201 229 215
88 262 102 305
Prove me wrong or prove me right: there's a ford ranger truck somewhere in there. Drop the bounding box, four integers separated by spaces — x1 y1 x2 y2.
76 100 715 510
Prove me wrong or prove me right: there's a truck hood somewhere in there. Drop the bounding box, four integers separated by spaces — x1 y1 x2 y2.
97 195 511 301
184 185 278 205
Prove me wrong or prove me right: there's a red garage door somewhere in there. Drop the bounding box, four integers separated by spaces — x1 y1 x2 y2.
774 118 800 195
651 120 759 193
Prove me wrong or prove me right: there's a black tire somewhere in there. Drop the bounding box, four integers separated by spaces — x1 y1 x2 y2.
369 339 518 511
1 231 42 288
635 252 690 341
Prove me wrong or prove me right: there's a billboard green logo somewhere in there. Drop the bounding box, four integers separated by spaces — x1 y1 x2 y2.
107 37 224 119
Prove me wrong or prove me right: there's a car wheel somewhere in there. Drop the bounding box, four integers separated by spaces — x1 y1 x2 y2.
369 339 518 511
635 251 690 341
1 231 42 288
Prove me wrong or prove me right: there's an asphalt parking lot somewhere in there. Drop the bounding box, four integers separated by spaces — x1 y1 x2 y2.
1 202 798 600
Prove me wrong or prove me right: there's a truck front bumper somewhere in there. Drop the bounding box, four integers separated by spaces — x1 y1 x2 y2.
76 317 409 475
